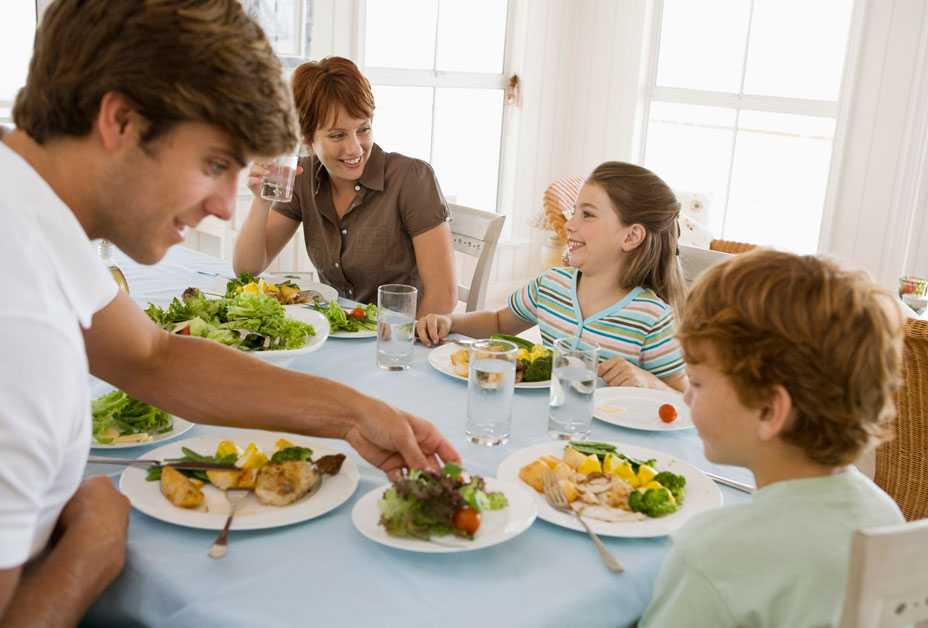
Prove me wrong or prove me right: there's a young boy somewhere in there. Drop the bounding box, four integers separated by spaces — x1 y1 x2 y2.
639 249 905 627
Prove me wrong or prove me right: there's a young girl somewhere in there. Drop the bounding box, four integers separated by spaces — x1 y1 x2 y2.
416 161 687 392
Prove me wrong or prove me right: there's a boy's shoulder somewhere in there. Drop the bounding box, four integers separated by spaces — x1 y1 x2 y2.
674 469 903 567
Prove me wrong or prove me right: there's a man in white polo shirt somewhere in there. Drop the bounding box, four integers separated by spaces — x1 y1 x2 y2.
0 2 459 624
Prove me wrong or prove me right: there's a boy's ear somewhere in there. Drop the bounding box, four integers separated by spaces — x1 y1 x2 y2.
756 385 794 441
621 224 646 251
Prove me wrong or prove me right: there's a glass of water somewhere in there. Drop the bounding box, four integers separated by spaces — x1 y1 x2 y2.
260 147 300 203
466 339 518 447
376 284 417 371
547 337 599 440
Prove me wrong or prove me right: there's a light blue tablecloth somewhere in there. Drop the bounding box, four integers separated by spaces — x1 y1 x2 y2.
83 245 753 628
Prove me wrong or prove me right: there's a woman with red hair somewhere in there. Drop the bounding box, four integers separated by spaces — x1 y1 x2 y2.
234 57 457 315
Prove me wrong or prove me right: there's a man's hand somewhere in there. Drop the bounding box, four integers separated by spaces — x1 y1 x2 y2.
343 399 460 479
54 476 130 586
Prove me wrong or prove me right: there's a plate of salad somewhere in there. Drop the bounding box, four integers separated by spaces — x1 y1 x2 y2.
497 441 722 538
225 272 338 305
145 287 328 368
351 463 537 553
91 390 194 449
310 299 378 339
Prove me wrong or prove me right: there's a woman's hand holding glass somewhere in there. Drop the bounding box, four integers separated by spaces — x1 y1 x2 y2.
246 161 304 199
415 314 453 346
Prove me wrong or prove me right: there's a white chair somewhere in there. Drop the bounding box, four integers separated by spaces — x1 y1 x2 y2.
448 203 505 312
837 518 928 628
678 244 733 285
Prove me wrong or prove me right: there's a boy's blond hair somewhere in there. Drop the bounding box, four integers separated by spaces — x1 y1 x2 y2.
679 249 903 466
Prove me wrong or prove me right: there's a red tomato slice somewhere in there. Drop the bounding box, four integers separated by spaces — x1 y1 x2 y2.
453 507 480 535
658 403 678 423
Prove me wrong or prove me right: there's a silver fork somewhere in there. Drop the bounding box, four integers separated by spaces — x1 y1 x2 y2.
208 489 249 559
542 469 624 573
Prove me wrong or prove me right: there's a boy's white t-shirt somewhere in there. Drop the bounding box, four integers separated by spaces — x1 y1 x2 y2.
0 141 118 568
639 467 904 628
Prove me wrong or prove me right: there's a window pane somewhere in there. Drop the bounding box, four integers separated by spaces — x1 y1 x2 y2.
436 0 507 73
656 0 751 93
644 102 736 237
432 88 503 212
244 0 302 57
724 111 835 253
0 3 36 104
743 0 853 101
370 85 432 161
364 0 437 70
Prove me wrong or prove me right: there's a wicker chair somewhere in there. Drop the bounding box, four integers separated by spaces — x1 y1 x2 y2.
875 318 928 521
708 239 759 254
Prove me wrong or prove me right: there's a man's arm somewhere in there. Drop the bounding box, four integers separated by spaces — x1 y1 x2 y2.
0 477 129 628
83 292 458 475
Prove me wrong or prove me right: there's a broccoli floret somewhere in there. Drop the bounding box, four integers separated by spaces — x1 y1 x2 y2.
629 487 679 518
653 471 687 504
523 353 552 382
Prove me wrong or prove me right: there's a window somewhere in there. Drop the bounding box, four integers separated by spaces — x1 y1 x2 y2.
0 2 37 123
361 0 510 213
640 0 854 253
242 0 312 67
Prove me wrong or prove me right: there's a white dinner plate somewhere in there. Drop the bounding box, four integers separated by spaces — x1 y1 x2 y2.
263 273 339 303
351 478 536 553
497 441 722 538
593 387 694 431
119 432 359 531
91 416 195 450
427 343 550 389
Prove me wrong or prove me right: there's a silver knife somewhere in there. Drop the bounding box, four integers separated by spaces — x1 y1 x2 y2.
87 456 239 471
703 470 755 494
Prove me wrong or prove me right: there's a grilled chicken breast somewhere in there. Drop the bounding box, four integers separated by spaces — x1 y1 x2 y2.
254 460 318 506
160 466 204 509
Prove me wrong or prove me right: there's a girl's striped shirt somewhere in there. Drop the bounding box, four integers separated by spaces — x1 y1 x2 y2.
508 266 685 378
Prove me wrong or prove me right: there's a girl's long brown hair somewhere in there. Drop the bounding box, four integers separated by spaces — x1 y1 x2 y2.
586 162 685 316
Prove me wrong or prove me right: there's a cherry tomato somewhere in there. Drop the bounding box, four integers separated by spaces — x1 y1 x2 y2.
453 507 480 535
658 403 678 423
176 325 191 336
349 307 367 320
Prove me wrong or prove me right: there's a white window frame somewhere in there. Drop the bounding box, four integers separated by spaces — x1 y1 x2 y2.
354 0 516 214
0 1 38 126
637 0 849 247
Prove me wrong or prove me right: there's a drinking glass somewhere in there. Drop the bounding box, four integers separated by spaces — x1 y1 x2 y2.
259 147 300 203
547 337 599 440
376 284 417 371
465 339 518 447
96 240 129 293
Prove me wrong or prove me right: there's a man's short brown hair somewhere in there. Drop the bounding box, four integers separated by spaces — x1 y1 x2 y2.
679 249 903 466
13 0 298 157
291 56 375 142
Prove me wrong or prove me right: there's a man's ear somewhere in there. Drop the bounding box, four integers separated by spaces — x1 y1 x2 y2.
621 223 646 252
756 384 794 441
95 92 140 151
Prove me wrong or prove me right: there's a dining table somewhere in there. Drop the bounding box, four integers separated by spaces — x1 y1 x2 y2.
81 244 753 628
